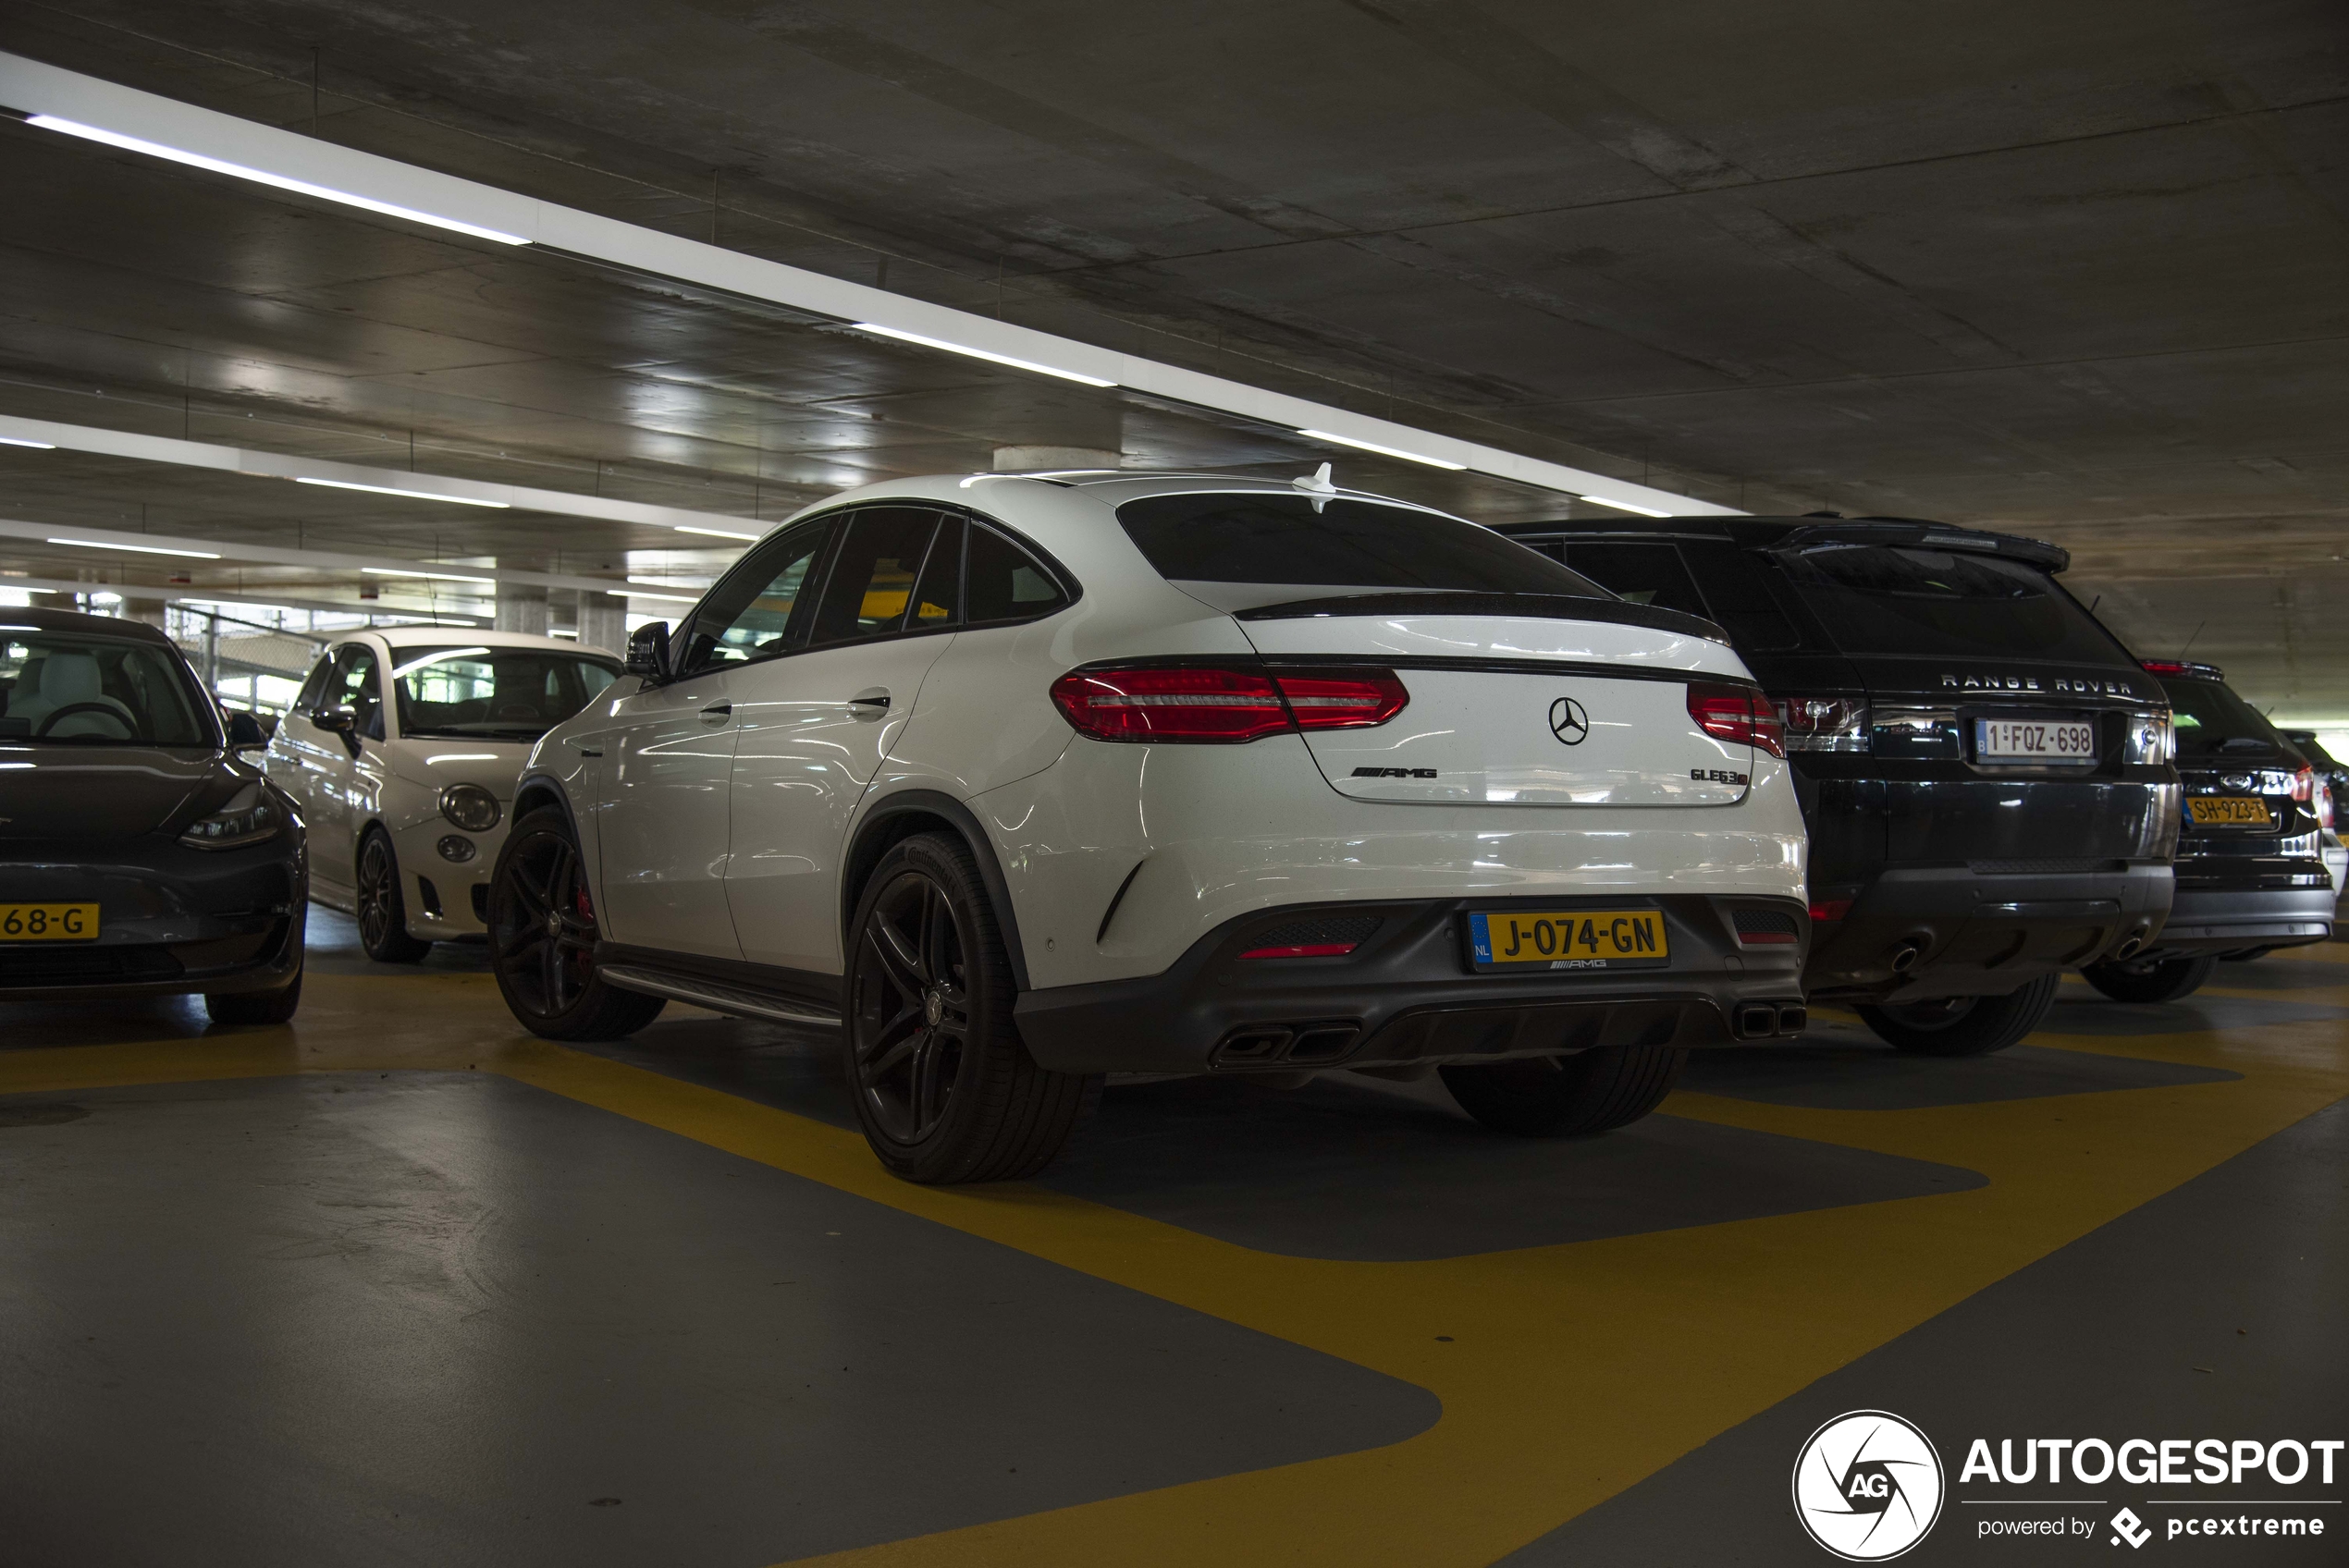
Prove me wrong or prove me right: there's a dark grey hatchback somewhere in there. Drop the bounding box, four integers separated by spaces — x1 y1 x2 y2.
0 606 306 1022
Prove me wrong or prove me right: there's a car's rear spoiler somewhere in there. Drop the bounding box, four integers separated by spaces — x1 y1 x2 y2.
1230 591 1729 644
1770 521 2071 573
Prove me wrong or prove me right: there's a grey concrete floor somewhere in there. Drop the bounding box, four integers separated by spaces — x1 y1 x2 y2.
0 911 2343 1566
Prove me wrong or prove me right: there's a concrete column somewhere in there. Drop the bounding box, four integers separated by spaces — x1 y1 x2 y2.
576 597 629 656
992 446 1121 472
495 586 548 636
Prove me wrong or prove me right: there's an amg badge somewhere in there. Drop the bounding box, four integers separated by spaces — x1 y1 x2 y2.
1691 767 1751 785
1353 766 1439 778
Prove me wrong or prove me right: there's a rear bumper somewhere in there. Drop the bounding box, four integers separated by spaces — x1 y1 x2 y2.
2142 884 2333 957
1013 893 1810 1076
1806 862 2172 1003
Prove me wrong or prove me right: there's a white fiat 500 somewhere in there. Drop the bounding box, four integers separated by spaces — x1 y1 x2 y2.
265 629 623 961
493 472 1809 1182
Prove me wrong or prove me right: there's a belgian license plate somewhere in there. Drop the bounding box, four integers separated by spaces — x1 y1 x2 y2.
2188 796 2272 827
0 902 99 941
1975 718 2097 766
1469 909 1668 971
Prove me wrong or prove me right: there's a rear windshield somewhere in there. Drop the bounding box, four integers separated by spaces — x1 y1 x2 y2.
0 630 210 746
390 645 623 741
1776 545 2129 663
2161 678 2287 760
1116 494 1606 596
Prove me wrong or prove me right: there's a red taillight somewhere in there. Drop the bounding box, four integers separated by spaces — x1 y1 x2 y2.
1810 900 1852 923
1688 682 1785 758
1239 941 1361 959
1273 668 1409 731
1049 664 1406 743
2292 766 2330 828
2139 659 2188 675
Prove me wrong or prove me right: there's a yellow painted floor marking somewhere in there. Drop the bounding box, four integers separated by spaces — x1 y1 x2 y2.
4 963 2345 1568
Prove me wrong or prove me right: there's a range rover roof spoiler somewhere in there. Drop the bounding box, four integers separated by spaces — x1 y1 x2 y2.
1769 520 2071 573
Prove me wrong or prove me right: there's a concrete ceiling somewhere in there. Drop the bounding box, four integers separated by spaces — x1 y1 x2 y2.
0 1 2343 715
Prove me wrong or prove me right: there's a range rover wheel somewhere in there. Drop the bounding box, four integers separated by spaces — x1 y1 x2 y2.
1855 972 2060 1056
1440 1044 1686 1136
205 968 303 1025
2080 953 2218 1004
844 832 1098 1183
488 807 666 1041
355 827 433 964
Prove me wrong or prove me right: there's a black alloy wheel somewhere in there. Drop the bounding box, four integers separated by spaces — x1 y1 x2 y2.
355 828 432 963
487 807 665 1040
844 832 1097 1183
1441 1044 1686 1136
1854 971 2061 1056
2080 953 2219 1004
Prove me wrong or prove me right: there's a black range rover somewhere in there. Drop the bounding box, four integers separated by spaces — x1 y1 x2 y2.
2077 660 2334 1001
1495 516 2179 1055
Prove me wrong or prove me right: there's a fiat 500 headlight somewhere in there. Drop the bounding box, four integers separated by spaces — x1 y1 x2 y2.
180 783 282 851
439 783 503 833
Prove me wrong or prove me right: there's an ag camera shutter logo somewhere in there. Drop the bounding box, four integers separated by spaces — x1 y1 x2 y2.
1792 1410 1946 1561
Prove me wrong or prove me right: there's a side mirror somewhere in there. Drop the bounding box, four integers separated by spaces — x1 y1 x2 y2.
311 707 355 735
625 620 671 680
225 710 267 749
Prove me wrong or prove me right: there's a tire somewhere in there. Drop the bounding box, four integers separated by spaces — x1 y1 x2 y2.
355 827 433 964
843 832 1099 1183
1855 971 2061 1056
1439 1044 1686 1137
2081 953 2219 1003
204 968 302 1025
487 806 667 1041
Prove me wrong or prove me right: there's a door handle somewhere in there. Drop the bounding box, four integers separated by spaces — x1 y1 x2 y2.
849 688 892 719
700 701 732 724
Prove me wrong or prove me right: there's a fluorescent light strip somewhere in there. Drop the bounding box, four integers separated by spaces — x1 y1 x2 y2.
0 436 56 449
673 524 760 541
293 476 510 508
1295 429 1467 472
25 115 530 246
362 566 497 586
627 576 709 588
47 535 220 558
1580 495 1675 518
851 323 1116 388
610 587 700 604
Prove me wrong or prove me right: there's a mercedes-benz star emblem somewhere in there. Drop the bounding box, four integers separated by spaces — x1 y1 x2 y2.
1548 696 1590 745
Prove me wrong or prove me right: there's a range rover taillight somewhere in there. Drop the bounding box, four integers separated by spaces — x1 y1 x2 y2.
1687 683 1785 758
1772 695 1871 753
1050 664 1408 743
2124 711 2174 766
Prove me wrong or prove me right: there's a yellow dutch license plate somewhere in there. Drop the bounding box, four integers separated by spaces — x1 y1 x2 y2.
0 902 100 941
1469 909 1668 971
2188 796 2272 827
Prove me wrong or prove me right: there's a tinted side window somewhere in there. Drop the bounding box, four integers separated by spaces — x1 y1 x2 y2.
1559 543 1709 619
291 655 335 717
329 646 385 741
808 508 942 646
1679 542 1803 652
966 524 1070 624
680 520 832 674
906 519 962 631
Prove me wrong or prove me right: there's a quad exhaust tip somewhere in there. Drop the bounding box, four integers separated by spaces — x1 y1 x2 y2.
2114 935 2144 959
1888 940 1925 974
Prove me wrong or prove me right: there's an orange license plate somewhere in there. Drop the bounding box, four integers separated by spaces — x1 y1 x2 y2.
0 902 99 941
1469 909 1667 971
2188 797 2272 827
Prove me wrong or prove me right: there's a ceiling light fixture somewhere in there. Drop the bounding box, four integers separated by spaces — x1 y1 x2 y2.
362 566 497 585
850 323 1116 388
1294 429 1467 471
47 536 220 558
673 524 760 542
294 476 510 508
609 587 700 604
0 436 56 449
1579 495 1676 518
24 115 531 246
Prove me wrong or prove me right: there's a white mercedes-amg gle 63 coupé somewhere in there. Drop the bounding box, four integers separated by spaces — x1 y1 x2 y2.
490 469 1809 1182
